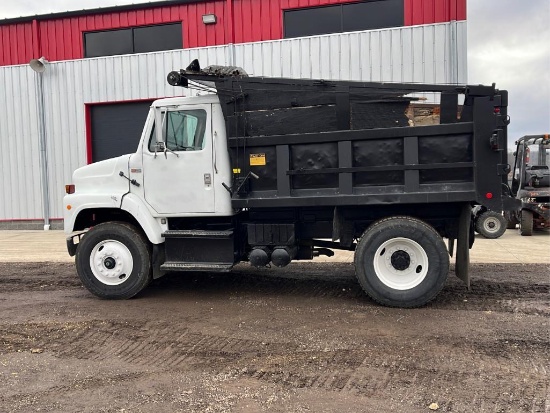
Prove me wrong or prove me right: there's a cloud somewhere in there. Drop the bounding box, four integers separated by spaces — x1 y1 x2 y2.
468 0 550 144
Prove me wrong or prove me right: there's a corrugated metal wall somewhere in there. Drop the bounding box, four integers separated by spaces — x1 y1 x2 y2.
236 22 466 83
0 22 467 221
0 2 228 65
0 66 42 220
0 22 36 66
0 0 466 66
38 1 227 60
404 0 466 26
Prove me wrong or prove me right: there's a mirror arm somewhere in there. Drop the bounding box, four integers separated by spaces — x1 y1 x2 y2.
164 146 179 158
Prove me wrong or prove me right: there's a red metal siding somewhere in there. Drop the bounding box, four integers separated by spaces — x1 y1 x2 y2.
404 0 466 26
0 22 35 66
0 0 466 66
233 0 360 43
38 2 227 62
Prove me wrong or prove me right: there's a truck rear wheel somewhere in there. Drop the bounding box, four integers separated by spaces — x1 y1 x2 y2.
475 211 506 239
519 210 534 236
354 217 449 308
75 222 152 299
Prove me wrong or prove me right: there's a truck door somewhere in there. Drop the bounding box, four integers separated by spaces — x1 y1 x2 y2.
142 104 215 214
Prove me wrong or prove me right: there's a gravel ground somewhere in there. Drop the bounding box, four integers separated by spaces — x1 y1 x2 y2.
0 261 549 412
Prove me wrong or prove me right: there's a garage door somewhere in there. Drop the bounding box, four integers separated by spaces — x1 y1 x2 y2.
90 101 154 163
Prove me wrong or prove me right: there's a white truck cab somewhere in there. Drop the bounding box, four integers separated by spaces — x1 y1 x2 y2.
64 94 234 245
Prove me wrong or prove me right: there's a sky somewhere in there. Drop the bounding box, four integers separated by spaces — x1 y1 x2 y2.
1 0 549 145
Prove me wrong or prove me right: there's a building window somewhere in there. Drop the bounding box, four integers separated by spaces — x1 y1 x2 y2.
84 23 183 58
283 0 404 39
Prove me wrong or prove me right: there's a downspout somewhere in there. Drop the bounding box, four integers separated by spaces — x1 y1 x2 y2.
36 67 50 230
32 19 50 230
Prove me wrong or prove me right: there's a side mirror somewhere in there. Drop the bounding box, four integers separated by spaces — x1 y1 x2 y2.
154 108 166 146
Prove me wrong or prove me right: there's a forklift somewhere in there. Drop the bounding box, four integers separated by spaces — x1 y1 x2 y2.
507 134 550 235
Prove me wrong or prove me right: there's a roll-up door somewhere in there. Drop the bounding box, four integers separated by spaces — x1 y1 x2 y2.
90 100 153 163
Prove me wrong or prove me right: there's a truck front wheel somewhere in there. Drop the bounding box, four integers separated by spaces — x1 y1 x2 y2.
354 217 449 308
75 222 152 299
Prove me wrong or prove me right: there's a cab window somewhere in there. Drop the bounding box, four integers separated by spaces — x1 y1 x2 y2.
148 109 207 152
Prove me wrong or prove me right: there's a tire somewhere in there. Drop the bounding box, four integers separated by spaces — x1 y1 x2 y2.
504 211 518 229
354 216 450 308
75 222 152 299
519 210 534 236
475 211 507 239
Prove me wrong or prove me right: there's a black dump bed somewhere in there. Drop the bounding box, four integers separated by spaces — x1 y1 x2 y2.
169 63 515 212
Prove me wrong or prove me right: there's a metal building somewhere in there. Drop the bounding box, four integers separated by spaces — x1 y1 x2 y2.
0 0 467 228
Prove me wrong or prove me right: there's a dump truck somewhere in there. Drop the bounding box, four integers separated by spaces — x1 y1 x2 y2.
64 61 518 307
506 134 550 235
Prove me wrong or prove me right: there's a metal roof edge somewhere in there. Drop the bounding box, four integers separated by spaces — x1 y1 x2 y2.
0 0 208 25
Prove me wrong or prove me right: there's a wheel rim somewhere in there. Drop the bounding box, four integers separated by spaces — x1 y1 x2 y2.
89 240 133 286
482 217 501 234
372 237 429 290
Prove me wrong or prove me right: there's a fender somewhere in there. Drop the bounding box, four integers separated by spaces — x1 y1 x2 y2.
64 193 125 234
121 193 166 244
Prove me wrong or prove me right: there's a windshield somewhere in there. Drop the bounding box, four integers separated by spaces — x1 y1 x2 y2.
520 143 550 189
525 144 550 168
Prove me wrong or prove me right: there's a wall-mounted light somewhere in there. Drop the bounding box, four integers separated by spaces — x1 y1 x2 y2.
202 14 217 24
29 56 48 73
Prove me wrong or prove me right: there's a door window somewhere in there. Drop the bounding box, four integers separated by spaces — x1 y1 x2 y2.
148 109 207 152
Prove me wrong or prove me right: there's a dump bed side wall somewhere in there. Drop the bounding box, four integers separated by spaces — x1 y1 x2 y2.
229 122 479 207
226 95 506 212
178 74 508 211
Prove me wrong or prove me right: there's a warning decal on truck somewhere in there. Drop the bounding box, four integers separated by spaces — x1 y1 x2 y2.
249 153 266 166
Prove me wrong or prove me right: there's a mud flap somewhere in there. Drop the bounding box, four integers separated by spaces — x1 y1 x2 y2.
455 204 471 289
152 244 167 280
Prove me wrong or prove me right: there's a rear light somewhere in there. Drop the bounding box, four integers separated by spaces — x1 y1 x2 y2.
494 107 501 114
486 192 493 199
65 184 75 194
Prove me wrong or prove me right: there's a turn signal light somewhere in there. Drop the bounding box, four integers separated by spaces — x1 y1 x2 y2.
65 184 75 194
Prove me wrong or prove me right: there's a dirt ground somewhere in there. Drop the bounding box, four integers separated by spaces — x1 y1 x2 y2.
0 261 548 413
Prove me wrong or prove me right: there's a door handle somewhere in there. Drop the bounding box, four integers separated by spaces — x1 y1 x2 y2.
204 173 212 187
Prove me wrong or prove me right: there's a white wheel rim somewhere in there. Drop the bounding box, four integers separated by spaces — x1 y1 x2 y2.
89 240 133 286
482 217 501 234
372 237 429 290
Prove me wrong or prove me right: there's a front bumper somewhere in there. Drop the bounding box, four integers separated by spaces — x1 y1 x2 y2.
66 231 87 257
